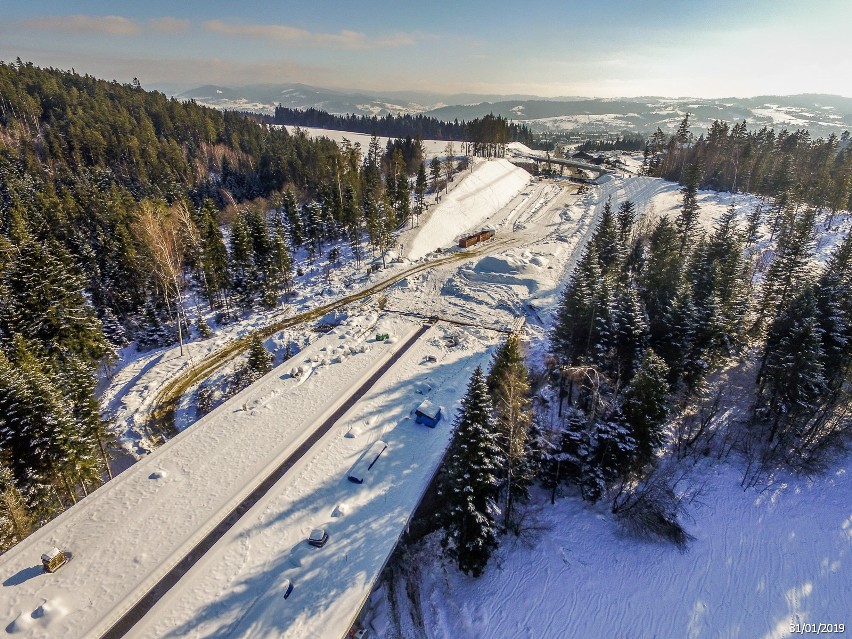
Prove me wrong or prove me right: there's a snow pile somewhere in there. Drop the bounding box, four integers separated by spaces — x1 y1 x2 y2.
407 160 530 260
460 251 546 294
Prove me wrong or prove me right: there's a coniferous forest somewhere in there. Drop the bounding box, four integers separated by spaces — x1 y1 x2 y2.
272 106 536 149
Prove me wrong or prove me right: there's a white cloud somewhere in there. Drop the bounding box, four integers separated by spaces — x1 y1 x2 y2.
22 14 140 36
202 20 415 50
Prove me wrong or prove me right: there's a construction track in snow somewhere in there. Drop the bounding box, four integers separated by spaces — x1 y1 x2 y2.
146 237 519 439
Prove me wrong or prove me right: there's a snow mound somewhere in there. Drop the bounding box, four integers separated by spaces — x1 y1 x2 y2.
6 599 68 634
461 251 546 294
407 160 530 260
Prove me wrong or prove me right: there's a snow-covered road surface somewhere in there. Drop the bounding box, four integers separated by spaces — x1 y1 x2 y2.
125 323 497 639
0 315 423 639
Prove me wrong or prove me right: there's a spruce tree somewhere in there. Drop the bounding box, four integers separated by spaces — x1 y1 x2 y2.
229 211 255 310
552 248 604 366
486 335 534 532
677 162 702 250
1 241 110 365
638 216 685 345
813 233 852 393
622 348 670 466
438 367 502 577
245 334 273 379
200 204 230 309
757 289 826 444
617 200 636 245
414 161 427 224
593 197 621 274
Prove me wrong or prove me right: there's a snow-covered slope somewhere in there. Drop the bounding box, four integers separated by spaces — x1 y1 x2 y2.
406 159 531 260
369 461 851 639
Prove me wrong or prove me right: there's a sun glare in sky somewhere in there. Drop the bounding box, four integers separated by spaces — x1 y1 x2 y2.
2 0 851 97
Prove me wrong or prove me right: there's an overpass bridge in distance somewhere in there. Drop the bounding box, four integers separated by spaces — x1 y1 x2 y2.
510 152 615 179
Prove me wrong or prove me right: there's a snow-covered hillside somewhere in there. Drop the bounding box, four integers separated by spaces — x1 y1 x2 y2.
368 461 851 639
363 170 852 639
406 159 530 260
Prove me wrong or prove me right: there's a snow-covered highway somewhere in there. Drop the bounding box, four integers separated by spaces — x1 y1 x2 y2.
0 315 431 638
125 322 496 639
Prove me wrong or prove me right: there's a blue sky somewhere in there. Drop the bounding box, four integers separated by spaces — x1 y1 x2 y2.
2 1 851 97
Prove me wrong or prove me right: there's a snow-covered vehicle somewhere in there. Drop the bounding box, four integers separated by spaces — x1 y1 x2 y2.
308 528 329 548
348 440 388 483
41 547 67 573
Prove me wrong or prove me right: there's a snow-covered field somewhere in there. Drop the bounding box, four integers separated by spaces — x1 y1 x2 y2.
282 125 458 158
369 460 851 639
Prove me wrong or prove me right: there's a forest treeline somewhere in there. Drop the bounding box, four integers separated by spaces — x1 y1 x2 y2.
644 114 852 215
273 106 536 150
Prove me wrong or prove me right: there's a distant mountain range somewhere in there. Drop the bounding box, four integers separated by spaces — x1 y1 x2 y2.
160 82 852 138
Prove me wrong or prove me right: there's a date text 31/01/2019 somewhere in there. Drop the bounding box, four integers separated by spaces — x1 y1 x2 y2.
790 623 845 635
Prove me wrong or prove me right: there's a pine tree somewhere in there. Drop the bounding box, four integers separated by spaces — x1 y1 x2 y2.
677 163 702 250
438 367 502 577
622 348 670 466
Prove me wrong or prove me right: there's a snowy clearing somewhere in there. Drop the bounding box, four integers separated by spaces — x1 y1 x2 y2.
368 460 851 639
282 126 459 159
